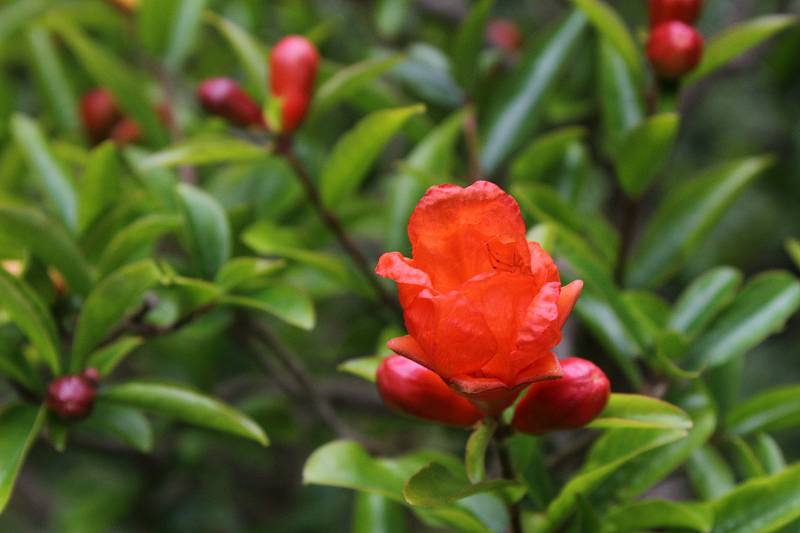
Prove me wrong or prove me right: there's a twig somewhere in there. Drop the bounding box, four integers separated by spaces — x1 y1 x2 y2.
494 431 523 533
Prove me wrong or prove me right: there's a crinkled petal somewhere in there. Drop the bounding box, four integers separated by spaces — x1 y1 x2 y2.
557 280 583 328
376 252 433 307
529 241 560 286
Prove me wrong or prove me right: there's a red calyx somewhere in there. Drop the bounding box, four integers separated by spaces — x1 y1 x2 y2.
46 370 100 420
80 88 122 143
269 35 319 134
646 21 703 79
377 355 483 427
511 357 610 435
197 77 266 128
649 0 703 26
486 19 523 54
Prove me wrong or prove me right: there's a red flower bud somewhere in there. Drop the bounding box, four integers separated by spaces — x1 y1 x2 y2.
377 355 483 427
511 357 610 435
646 21 703 79
269 36 319 134
486 19 523 54
110 118 142 145
80 88 121 143
197 77 266 128
46 374 98 420
649 0 703 26
82 368 100 385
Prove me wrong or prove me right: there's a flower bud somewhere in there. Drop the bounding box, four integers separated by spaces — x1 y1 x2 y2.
197 77 266 128
649 0 703 26
511 357 610 435
486 19 523 54
377 355 482 427
269 36 319 134
646 21 703 79
46 374 98 420
80 88 121 143
110 118 142 145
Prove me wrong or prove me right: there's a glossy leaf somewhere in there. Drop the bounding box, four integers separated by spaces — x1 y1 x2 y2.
465 419 496 483
86 336 144 376
686 272 800 371
602 500 712 533
626 157 772 289
176 183 231 279
352 492 407 533
403 462 517 507
163 0 209 69
726 385 800 436
98 213 181 277
223 284 315 330
588 393 692 430
668 267 742 339
139 138 266 170
573 0 639 75
320 105 425 207
687 444 736 500
753 433 786 475
205 12 269 101
100 381 268 446
509 127 586 184
507 435 555 509
0 404 45 514
599 40 643 151
78 142 121 234
481 11 587 173
616 113 679 198
452 0 494 91
81 403 153 452
215 257 285 292
726 436 765 480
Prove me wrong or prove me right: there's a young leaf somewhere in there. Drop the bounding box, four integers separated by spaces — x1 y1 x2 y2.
481 10 587 172
81 403 153 452
668 266 743 339
602 500 713 533
223 284 316 331
403 462 518 508
352 492 407 533
572 0 640 76
100 381 268 446
78 142 121 234
176 183 231 279
0 268 61 375
97 213 182 277
625 157 773 289
685 271 800 371
320 105 425 207
465 418 497 483
70 260 162 371
587 393 692 430
616 113 679 198
726 384 800 436
687 444 736 500
86 336 144 377
0 404 45 514
11 114 78 232
452 0 494 92
205 11 269 101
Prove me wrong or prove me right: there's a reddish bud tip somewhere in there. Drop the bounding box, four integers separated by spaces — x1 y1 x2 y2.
80 89 121 143
649 0 703 26
46 374 98 420
82 368 100 385
511 357 610 435
110 118 142 145
486 19 523 54
376 355 483 427
197 77 265 128
269 35 319 134
646 21 703 79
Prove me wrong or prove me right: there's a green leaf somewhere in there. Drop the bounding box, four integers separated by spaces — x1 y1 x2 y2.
668 267 743 339
465 419 496 483
81 403 153 452
599 39 643 151
786 238 800 271
602 500 713 533
685 271 800 371
753 433 786 475
215 257 285 292
86 336 144 377
0 268 61 375
726 436 765 480
0 404 45 514
338 356 384 383
163 0 209 69
138 137 266 170
616 113 679 198
11 114 78 232
509 127 587 184
78 142 121 234
0 203 93 296
352 492 407 533
100 381 268 446
452 0 494 91
726 385 800 436
710 463 800 533
176 183 231 279
50 19 167 145
321 105 425 207
223 284 315 330
404 462 517 508
588 393 692 430
507 435 555 509
98 214 182 277
205 11 269 101
572 0 640 76
311 54 405 118
626 157 773 289
687 444 736 500
70 261 162 372
687 15 798 83
481 11 587 173
0 0 48 43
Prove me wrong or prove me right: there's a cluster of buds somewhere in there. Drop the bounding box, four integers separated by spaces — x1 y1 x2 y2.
79 89 171 146
46 368 100 420
646 0 704 79
197 35 319 136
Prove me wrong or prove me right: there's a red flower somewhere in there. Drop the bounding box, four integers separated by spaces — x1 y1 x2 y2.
269 36 319 134
649 0 703 26
377 355 482 427
376 181 583 415
647 21 704 79
512 357 610 434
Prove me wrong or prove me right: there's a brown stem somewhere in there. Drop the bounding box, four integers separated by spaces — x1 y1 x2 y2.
276 137 403 323
494 431 522 533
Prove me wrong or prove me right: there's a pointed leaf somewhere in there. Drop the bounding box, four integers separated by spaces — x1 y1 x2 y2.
687 444 736 500
205 12 268 101
599 39 643 151
726 385 800 436
0 404 45 514
573 0 640 76
176 183 231 279
404 462 518 508
138 137 266 170
668 267 742 339
337 355 384 383
78 142 121 234
588 393 692 430
616 113 679 198
81 403 153 452
452 0 494 91
603 500 713 533
98 213 181 277
223 284 315 330
86 336 144 377
465 419 496 483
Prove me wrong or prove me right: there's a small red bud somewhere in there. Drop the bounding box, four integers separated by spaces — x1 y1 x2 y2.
80 89 121 143
646 21 703 79
110 118 142 145
269 36 319 134
197 77 265 128
46 374 98 420
82 368 100 385
486 19 523 54
649 0 703 26
512 357 610 435
376 355 482 427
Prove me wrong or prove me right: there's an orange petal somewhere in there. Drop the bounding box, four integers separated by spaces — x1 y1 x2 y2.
375 252 432 307
529 242 560 285
557 280 583 328
386 335 431 370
